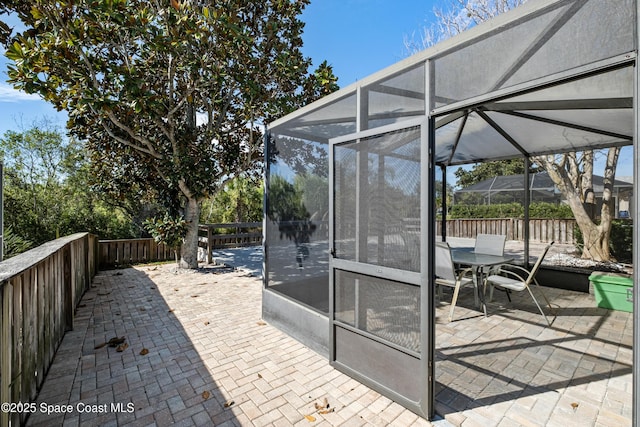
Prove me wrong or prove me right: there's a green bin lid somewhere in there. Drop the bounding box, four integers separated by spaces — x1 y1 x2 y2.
588 272 633 286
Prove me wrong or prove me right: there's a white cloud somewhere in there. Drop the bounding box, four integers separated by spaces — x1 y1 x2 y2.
0 83 42 102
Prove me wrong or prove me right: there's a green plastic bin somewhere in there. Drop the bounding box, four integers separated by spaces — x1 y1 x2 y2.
589 272 634 312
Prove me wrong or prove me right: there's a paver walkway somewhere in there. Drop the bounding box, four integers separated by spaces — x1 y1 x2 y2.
27 264 434 427
26 247 633 426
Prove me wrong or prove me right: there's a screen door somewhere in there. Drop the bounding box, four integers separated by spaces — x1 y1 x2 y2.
329 118 434 417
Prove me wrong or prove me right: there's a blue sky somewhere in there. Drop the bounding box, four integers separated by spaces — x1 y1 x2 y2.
0 1 634 179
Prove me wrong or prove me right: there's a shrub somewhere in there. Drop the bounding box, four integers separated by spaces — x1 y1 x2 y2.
449 202 573 219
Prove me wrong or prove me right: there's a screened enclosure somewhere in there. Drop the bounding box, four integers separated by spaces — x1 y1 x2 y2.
454 171 633 210
264 0 638 420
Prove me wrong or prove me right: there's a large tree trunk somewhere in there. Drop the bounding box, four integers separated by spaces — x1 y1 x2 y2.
533 147 619 262
180 196 201 269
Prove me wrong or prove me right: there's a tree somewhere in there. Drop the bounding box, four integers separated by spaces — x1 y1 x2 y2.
409 0 622 261
404 0 528 52
532 150 620 260
0 121 136 247
453 159 532 188
200 175 263 224
6 0 323 268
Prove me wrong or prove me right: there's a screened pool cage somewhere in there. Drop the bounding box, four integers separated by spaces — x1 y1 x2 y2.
453 171 633 209
264 0 639 420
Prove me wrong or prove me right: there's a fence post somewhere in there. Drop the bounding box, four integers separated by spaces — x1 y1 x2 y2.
63 245 73 332
1 283 13 427
207 226 213 264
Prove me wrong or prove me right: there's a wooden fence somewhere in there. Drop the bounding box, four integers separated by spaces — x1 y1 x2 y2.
98 222 262 268
439 218 577 244
198 222 262 264
0 233 98 427
98 238 177 269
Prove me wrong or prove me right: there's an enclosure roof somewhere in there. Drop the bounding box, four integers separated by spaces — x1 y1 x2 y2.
455 172 634 194
268 0 636 166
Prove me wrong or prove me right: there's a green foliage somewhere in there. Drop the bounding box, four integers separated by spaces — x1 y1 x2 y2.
528 202 574 219
2 225 34 258
609 220 633 263
200 176 263 225
300 60 340 103
449 202 574 219
143 213 187 250
454 159 535 188
6 0 317 202
5 0 334 266
1 124 140 245
296 174 328 220
450 203 522 219
575 219 633 263
267 174 316 245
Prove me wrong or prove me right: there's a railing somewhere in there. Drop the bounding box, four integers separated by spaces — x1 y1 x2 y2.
97 222 262 268
198 222 262 264
0 233 98 427
98 238 176 269
96 218 574 268
440 218 577 244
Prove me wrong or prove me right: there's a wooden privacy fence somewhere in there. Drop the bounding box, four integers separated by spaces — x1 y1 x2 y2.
98 238 176 269
0 233 98 427
98 222 262 268
440 218 577 244
97 219 574 268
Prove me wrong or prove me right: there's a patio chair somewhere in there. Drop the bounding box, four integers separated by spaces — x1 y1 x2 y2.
474 234 506 256
474 233 507 279
484 241 555 325
435 242 475 322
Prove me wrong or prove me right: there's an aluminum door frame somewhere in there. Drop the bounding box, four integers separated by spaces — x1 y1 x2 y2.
328 117 436 418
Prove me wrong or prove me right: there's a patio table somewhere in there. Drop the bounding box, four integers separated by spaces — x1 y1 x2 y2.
450 248 514 317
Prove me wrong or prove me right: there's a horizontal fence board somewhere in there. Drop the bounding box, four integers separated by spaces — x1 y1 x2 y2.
99 219 572 268
440 218 576 244
99 223 263 268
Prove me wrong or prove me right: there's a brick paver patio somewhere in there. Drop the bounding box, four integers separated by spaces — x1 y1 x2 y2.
26 264 433 427
26 257 632 426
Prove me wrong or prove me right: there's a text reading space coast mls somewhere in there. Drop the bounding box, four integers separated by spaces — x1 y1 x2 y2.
1 402 135 415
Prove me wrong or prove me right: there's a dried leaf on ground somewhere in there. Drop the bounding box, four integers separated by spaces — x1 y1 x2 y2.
191 295 199 298
168 309 174 313
314 398 330 411
140 348 149 355
257 321 266 326
116 343 128 352
257 373 262 379
571 402 579 411
304 414 316 422
202 391 210 400
95 335 125 350
204 321 210 325
223 400 234 408
318 408 334 414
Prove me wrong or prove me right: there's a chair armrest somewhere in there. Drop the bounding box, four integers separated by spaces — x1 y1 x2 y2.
495 266 528 283
456 267 474 281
